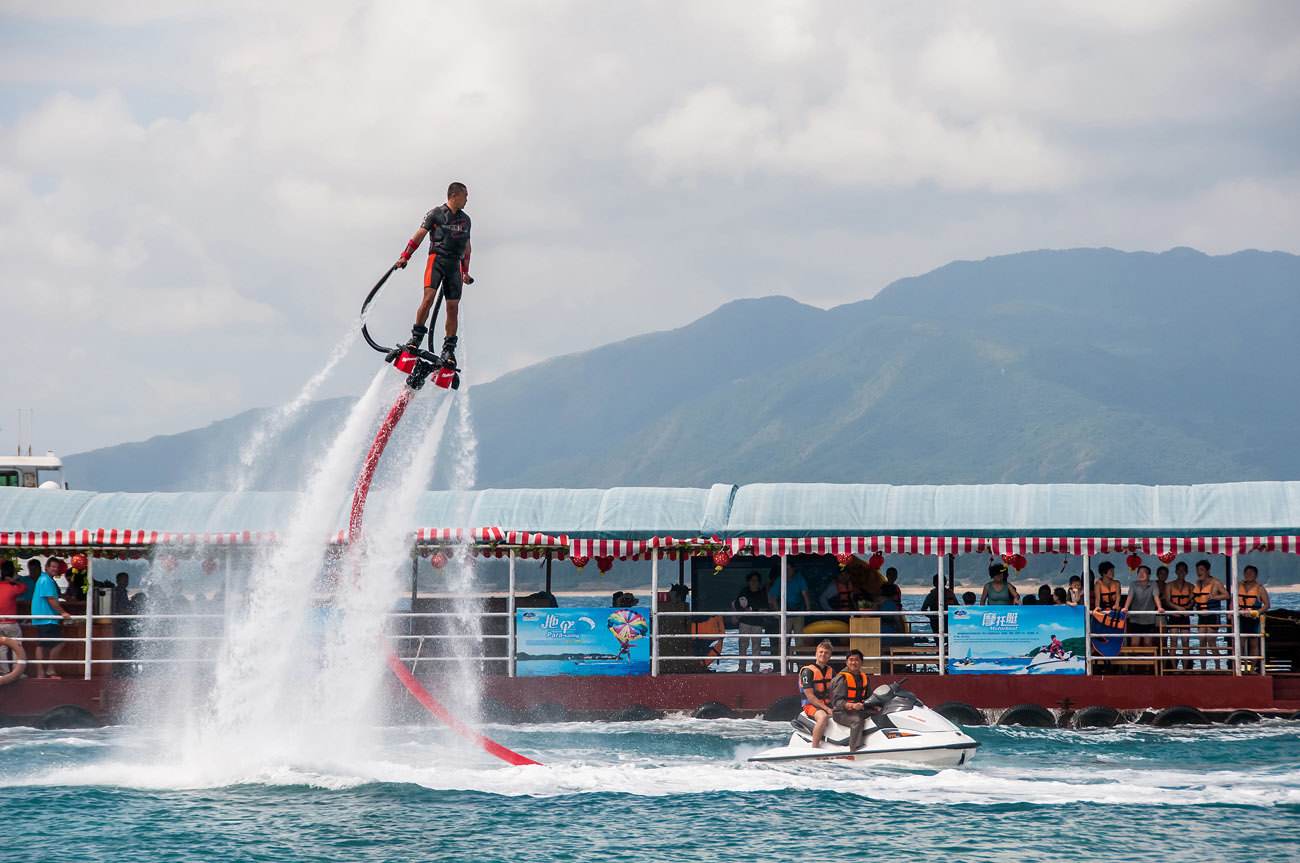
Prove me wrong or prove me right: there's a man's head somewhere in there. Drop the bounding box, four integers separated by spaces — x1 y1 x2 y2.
1098 561 1115 577
1175 561 1189 577
1243 564 1258 583
746 572 762 590
1137 565 1151 582
988 563 1007 581
1196 559 1212 579
1156 565 1169 581
845 648 863 673
0 559 14 581
885 567 898 584
446 181 468 211
27 559 41 577
1069 575 1082 588
47 557 65 576
815 639 832 665
116 572 130 589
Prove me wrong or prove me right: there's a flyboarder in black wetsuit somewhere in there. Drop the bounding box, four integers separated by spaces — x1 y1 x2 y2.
395 181 473 366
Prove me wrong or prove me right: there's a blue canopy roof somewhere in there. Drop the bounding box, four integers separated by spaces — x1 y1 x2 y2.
2 481 1299 543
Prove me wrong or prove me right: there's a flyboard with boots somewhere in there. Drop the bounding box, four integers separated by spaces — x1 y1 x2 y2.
361 266 461 391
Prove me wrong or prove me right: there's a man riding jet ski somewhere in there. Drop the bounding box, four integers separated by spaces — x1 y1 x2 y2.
749 673 979 769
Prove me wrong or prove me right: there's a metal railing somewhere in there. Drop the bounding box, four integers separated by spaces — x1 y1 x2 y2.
0 550 1272 680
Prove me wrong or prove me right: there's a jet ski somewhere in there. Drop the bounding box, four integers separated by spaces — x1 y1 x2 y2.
1018 650 1084 674
748 680 979 769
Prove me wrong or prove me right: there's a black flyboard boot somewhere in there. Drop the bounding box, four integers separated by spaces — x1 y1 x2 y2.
439 335 458 369
407 323 428 350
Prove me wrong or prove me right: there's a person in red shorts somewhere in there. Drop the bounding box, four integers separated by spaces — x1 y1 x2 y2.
394 182 474 367
798 639 836 748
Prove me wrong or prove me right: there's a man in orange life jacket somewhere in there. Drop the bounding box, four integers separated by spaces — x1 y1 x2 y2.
798 640 836 748
830 648 872 751
395 182 474 367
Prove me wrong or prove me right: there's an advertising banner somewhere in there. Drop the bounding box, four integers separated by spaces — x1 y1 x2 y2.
946 605 1086 675
515 606 651 677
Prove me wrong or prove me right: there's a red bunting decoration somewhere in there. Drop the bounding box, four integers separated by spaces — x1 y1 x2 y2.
69 553 88 572
1126 553 1142 572
429 552 448 570
866 552 884 570
712 548 733 573
1001 553 1015 567
596 556 614 574
1010 553 1028 572
571 555 590 569
1157 551 1177 565
835 552 854 570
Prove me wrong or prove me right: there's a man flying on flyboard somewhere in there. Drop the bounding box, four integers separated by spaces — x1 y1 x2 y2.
395 181 474 368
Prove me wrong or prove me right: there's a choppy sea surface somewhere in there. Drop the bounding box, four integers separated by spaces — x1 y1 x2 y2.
2 716 1297 863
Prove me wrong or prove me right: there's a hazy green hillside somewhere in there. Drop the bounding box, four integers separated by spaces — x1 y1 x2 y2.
65 247 1300 491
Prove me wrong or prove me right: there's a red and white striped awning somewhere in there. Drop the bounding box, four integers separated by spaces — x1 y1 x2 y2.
4 528 1298 557
0 529 277 548
729 535 1300 556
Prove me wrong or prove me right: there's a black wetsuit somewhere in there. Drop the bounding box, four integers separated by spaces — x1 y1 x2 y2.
420 204 471 300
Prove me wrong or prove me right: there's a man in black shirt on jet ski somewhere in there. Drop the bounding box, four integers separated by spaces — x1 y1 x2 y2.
831 649 872 751
395 181 474 367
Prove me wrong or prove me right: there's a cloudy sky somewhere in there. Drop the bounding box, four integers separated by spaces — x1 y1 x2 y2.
3 1 1298 456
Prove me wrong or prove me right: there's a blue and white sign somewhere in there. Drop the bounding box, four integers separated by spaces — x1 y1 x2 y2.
515 606 651 677
947 606 1086 675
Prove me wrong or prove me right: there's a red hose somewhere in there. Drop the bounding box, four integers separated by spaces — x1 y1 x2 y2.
350 385 540 767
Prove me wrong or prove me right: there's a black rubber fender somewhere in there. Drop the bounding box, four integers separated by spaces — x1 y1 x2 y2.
1289 711 1300 722
1152 705 1210 727
1072 705 1122 729
997 703 1056 728
1223 709 1261 725
37 705 100 730
763 695 803 722
935 701 986 726
521 701 569 724
608 704 664 722
692 701 735 720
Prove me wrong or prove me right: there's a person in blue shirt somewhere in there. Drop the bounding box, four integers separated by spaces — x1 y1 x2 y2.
17 559 40 615
28 564 71 679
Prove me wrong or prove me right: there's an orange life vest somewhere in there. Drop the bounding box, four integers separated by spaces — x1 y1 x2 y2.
829 580 855 611
1167 580 1193 610
1238 585 1263 610
1097 578 1120 610
837 669 869 704
799 663 835 705
1192 580 1219 610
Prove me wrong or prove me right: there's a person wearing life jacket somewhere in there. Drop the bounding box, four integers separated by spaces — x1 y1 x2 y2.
830 648 872 751
819 570 859 613
1093 561 1122 611
1237 565 1271 673
798 640 836 747
1164 561 1194 670
1192 559 1230 671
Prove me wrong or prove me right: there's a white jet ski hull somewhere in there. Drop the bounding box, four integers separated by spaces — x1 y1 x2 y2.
748 734 978 769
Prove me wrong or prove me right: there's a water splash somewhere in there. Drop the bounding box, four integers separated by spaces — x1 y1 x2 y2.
232 326 360 493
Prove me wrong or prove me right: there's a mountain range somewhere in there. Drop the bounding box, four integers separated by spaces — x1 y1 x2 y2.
64 247 1300 492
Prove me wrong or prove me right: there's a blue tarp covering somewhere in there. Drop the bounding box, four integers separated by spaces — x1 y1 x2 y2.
2 481 1300 541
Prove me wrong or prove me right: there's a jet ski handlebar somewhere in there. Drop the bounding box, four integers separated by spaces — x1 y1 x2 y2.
361 265 398 355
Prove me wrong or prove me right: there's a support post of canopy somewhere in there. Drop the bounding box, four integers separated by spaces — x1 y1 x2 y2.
545 551 552 594
1082 553 1092 675
1230 553 1242 676
508 550 517 678
83 554 94 680
409 555 418 654
779 553 788 676
651 548 660 678
937 552 946 676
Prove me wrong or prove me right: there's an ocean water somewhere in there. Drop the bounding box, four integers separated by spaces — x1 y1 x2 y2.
2 716 1297 863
